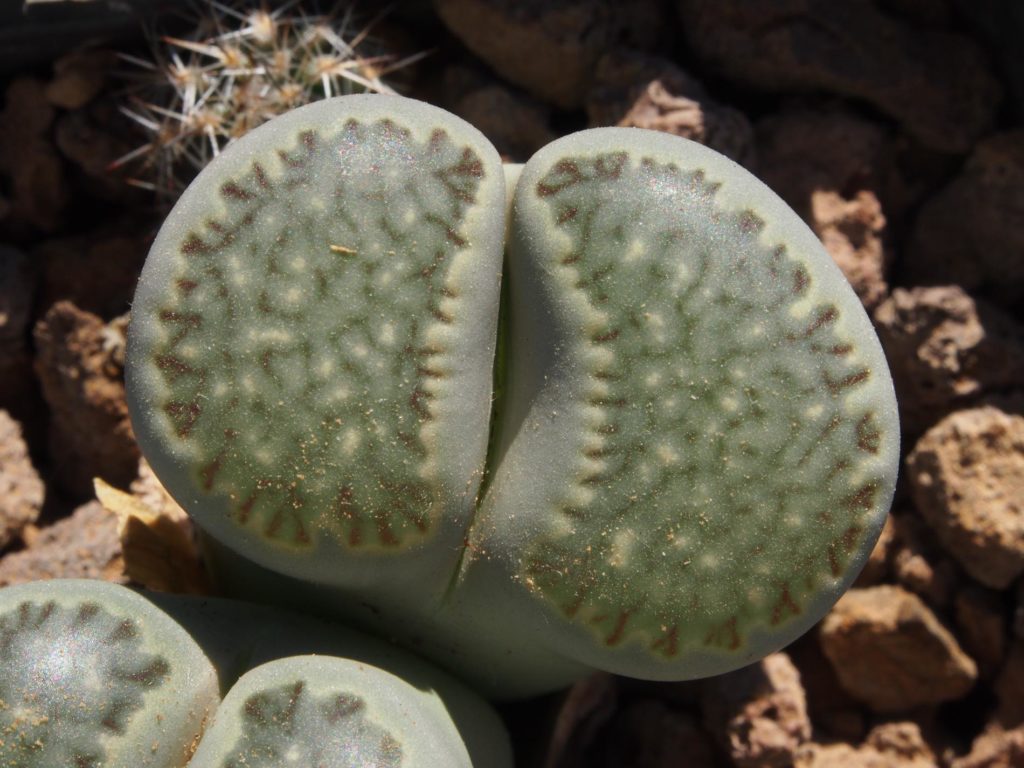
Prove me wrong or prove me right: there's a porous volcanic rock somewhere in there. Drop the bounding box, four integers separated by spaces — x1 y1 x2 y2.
33 302 137 497
0 246 37 412
810 189 888 310
954 584 1008 679
874 287 1024 439
0 500 123 586
820 585 977 712
796 722 936 768
904 131 1024 309
594 698 715 768
0 76 67 234
676 0 1000 152
700 653 811 767
443 69 556 161
433 0 619 108
586 50 754 167
889 511 958 609
906 407 1024 589
0 410 43 549
953 726 1024 768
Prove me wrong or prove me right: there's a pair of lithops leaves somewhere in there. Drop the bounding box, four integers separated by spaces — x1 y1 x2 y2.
124 94 899 697
0 579 511 767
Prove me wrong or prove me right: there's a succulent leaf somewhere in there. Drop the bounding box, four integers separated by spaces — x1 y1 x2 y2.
125 95 899 694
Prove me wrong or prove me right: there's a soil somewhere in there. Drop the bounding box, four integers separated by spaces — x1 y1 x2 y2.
1 1 1023 766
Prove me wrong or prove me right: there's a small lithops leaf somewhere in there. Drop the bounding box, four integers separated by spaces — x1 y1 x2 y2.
127 96 505 592
0 580 218 768
468 128 899 679
188 656 475 768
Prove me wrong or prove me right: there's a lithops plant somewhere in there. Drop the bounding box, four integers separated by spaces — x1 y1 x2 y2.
125 94 899 696
0 579 512 767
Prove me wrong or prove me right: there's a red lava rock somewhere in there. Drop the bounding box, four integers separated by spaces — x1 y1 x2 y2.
874 287 1024 439
855 513 895 587
0 76 68 234
953 584 1008 681
700 652 811 767
33 302 138 498
676 0 1000 153
596 698 715 768
906 407 1024 589
586 50 754 167
954 726 1024 768
810 189 888 311
0 500 124 586
888 511 958 609
796 722 936 768
433 0 618 108
45 49 115 110
756 106 891 215
0 245 37 411
545 673 619 768
788 633 866 742
443 69 556 161
820 585 977 712
995 639 1024 728
35 226 150 319
0 410 44 550
904 131 1024 310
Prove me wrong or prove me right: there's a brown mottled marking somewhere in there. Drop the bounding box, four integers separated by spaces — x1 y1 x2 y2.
181 233 210 255
428 127 446 152
236 492 259 524
595 152 628 179
417 365 444 379
220 181 251 201
199 454 225 491
329 694 365 722
770 585 801 625
431 307 454 324
377 516 400 547
444 227 468 247
704 616 741 650
738 209 765 234
793 266 810 295
826 459 850 481
74 602 100 625
281 681 304 725
557 206 578 224
561 252 581 265
410 388 433 420
108 619 138 642
451 147 484 177
593 329 620 343
651 625 680 658
175 279 198 295
788 306 838 340
252 162 269 188
856 412 881 453
603 610 635 646
843 483 877 513
164 400 201 437
245 696 267 723
300 130 316 152
830 343 853 357
825 368 871 396
559 505 586 519
122 658 170 684
155 354 195 382
537 159 583 197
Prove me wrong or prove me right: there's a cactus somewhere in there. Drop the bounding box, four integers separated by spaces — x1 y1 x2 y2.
123 93 899 696
0 579 512 767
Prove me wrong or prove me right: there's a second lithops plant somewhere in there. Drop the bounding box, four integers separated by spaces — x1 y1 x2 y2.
0 579 512 767
125 94 899 696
